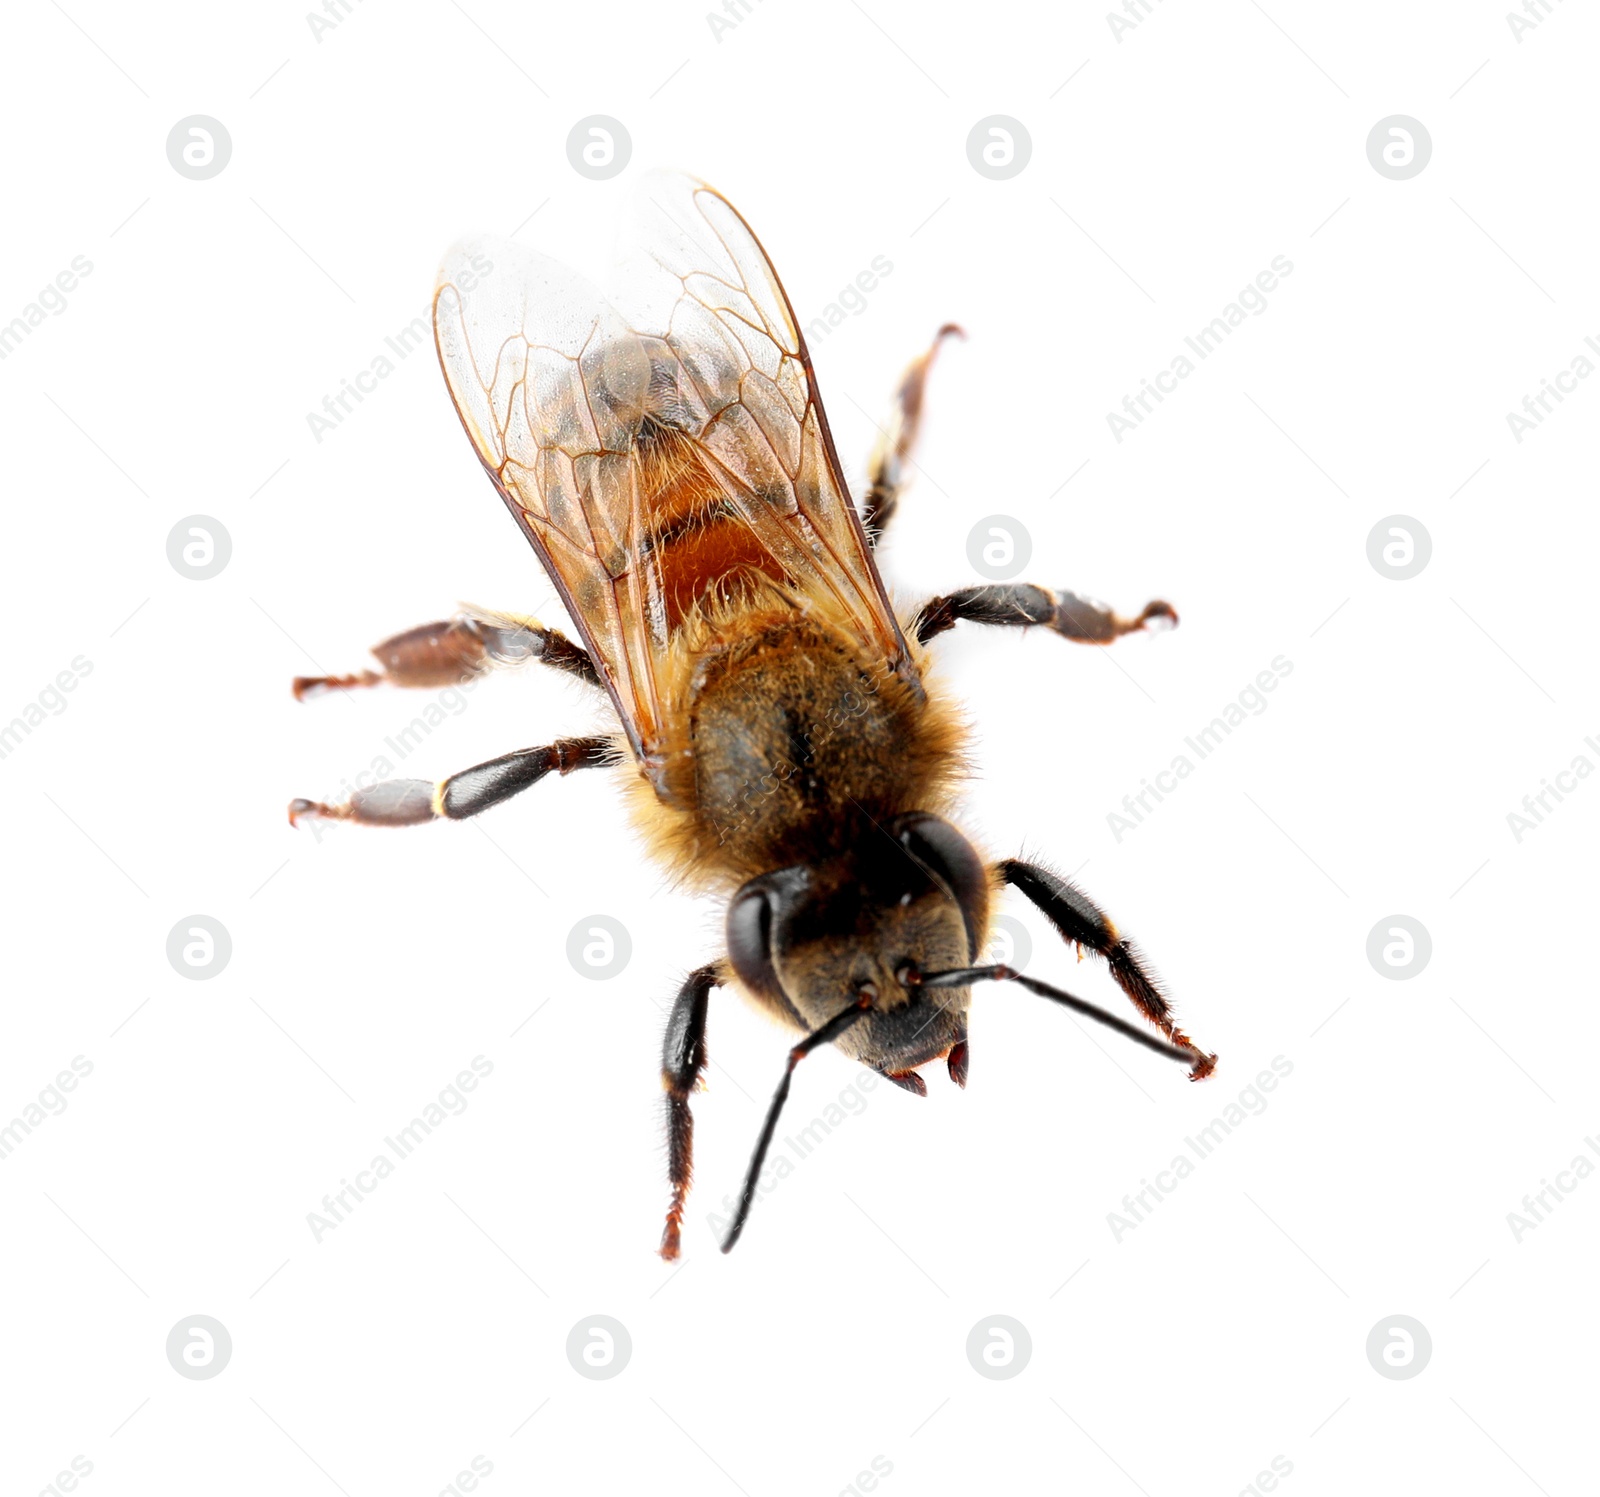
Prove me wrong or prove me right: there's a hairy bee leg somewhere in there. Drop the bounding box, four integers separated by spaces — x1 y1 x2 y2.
660 964 720 1261
913 584 1177 646
289 735 613 828
860 323 964 543
292 613 600 700
998 859 1216 1080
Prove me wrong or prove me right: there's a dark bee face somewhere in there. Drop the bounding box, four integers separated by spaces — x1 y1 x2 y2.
725 814 990 1080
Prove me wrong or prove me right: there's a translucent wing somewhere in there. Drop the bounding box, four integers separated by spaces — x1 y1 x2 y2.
432 173 915 792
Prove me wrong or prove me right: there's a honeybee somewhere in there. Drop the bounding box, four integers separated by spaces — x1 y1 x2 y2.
289 174 1216 1259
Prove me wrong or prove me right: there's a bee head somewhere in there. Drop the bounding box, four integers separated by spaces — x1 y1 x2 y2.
724 813 989 1086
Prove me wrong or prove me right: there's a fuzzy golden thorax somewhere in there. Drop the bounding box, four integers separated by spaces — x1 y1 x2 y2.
621 583 973 893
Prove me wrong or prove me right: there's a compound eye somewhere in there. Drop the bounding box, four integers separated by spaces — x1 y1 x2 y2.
893 814 989 959
725 872 798 996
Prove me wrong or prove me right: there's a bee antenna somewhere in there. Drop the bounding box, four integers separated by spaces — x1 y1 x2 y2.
915 965 1210 1075
720 995 874 1254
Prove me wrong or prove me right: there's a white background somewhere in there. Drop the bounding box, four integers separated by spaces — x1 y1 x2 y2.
2 1 1596 1494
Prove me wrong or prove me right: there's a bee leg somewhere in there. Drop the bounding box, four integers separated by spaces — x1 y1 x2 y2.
288 735 613 828
998 859 1217 1080
292 612 600 700
660 964 720 1261
860 323 963 544
913 584 1176 646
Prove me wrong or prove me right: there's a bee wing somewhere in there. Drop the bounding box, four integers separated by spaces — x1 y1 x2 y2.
613 173 913 654
432 174 915 788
